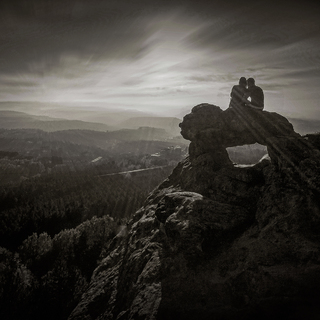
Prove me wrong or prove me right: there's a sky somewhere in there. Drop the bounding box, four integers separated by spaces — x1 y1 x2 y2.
1 0 320 119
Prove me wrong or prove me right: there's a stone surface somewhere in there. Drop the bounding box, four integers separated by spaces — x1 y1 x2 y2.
180 103 298 147
69 104 320 320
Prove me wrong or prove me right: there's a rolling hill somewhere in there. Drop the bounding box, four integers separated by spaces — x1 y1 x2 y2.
0 110 113 132
118 116 182 136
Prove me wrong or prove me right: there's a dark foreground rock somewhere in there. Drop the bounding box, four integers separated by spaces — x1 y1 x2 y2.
69 104 320 320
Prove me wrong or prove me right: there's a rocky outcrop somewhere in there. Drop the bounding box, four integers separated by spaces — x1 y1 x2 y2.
69 104 320 320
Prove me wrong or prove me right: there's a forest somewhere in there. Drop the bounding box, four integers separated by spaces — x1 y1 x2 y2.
0 124 183 319
0 163 173 320
0 124 271 319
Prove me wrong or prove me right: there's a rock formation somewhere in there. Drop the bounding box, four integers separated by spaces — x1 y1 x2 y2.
69 104 320 320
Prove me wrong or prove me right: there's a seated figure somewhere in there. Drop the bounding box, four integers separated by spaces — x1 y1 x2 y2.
229 77 248 109
244 78 264 110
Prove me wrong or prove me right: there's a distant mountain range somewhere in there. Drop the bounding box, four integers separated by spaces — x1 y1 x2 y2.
118 117 181 136
0 101 159 125
0 109 319 136
0 110 182 136
0 110 113 132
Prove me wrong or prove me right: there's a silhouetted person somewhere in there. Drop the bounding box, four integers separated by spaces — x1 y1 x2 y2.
229 77 248 109
244 78 264 110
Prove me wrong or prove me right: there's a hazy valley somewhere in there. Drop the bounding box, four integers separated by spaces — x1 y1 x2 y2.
0 107 188 319
0 105 319 320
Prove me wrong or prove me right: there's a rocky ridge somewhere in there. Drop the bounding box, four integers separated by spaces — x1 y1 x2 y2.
69 104 320 320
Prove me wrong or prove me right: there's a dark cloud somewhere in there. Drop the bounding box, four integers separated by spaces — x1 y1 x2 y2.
0 0 320 119
1 0 319 74
184 7 320 53
0 0 172 73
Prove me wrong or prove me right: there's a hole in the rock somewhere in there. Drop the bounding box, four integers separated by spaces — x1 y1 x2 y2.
227 143 269 166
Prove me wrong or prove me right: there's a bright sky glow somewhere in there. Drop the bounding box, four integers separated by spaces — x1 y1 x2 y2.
0 0 320 119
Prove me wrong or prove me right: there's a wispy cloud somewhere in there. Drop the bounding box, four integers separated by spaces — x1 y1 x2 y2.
0 1 319 118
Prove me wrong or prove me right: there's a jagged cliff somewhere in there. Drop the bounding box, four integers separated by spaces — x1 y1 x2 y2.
69 104 320 320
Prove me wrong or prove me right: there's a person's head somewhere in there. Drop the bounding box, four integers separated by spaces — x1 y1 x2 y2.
239 77 247 87
247 78 255 87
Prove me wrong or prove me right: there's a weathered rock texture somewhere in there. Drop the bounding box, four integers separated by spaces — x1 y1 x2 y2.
69 104 320 320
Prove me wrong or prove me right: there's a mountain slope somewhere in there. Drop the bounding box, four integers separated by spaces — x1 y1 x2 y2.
69 104 320 320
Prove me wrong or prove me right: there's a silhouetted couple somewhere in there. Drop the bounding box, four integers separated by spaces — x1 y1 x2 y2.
229 77 264 110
